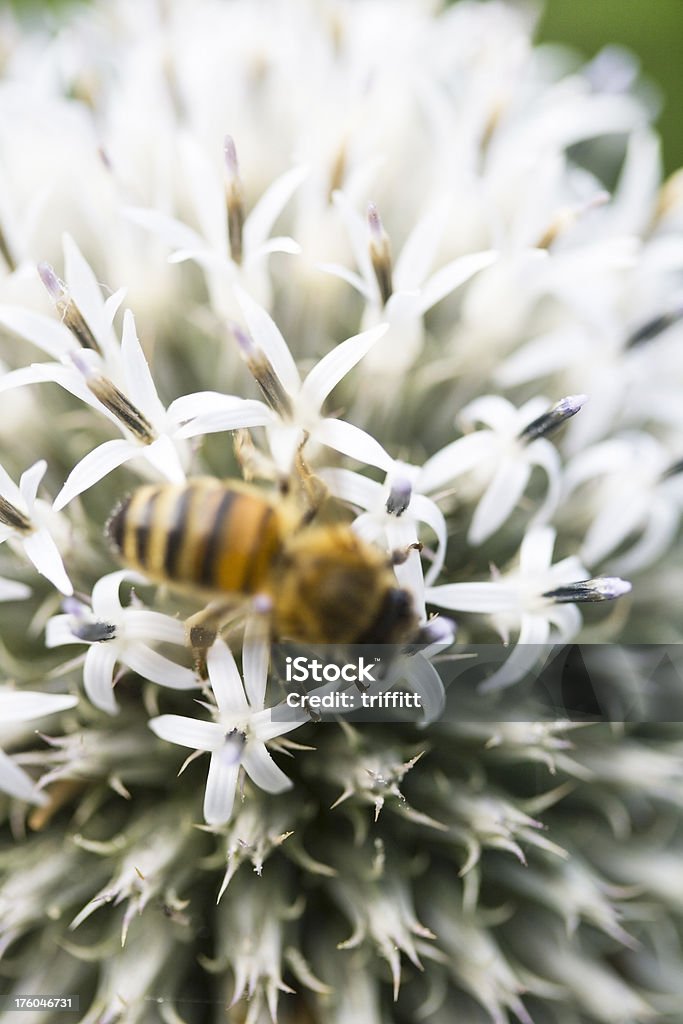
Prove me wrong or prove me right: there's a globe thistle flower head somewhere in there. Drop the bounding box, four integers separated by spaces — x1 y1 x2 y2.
0 1 682 1021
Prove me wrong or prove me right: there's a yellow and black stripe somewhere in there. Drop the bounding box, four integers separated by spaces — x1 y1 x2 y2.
106 478 284 594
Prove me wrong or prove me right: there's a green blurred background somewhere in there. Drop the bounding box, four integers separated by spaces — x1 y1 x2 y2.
7 0 683 172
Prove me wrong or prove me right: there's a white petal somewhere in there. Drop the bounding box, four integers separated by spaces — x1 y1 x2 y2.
53 439 138 510
386 517 425 621
479 614 551 693
546 603 582 640
315 418 394 471
317 262 372 300
300 324 388 411
234 285 301 394
121 646 197 690
150 714 224 751
580 494 648 567
244 163 309 253
19 459 47 511
332 190 375 294
242 617 269 710
426 582 521 614
319 467 383 511
419 432 494 493
459 395 516 432
519 526 557 576
393 653 445 725
207 640 249 715
468 459 532 546
22 527 73 595
610 498 680 575
124 206 205 253
63 233 118 365
103 287 127 326
83 644 119 715
0 306 73 360
180 134 226 250
0 577 31 601
393 198 451 291
26 363 120 425
176 400 273 439
252 704 308 741
121 310 166 424
144 435 186 484
0 748 47 805
527 440 562 527
242 742 292 793
168 391 265 424
0 363 65 396
0 689 77 723
91 569 145 619
45 614 81 647
411 495 448 586
267 423 304 472
248 236 301 261
416 250 499 315
122 610 186 645
204 750 240 824
0 462 23 507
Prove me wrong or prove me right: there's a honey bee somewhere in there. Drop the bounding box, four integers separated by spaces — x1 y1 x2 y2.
106 476 418 656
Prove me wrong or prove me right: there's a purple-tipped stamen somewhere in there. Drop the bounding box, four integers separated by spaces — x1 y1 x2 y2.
386 478 412 516
543 577 632 604
519 394 587 443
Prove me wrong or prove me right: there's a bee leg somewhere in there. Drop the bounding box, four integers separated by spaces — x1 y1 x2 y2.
390 542 423 566
293 446 328 527
234 429 277 483
186 600 237 679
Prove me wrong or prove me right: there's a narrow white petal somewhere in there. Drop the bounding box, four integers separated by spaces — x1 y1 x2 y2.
0 690 78 723
527 440 563 527
45 614 81 647
19 460 47 511
610 498 680 575
53 439 138 510
235 285 301 394
300 324 388 411
121 310 166 424
392 653 445 725
332 190 375 293
124 206 206 253
581 494 648 567
267 424 304 472
122 610 186 645
0 462 23 507
411 495 448 585
91 569 145 619
248 236 301 261
519 526 557 577
22 527 73 595
0 364 64 396
319 467 383 510
416 250 499 315
103 287 127 326
468 460 532 546
242 617 270 710
83 644 119 715
0 577 31 602
315 418 394 471
419 432 493 493
317 262 372 299
426 582 521 614
0 748 48 804
252 705 308 741
459 395 516 432
244 164 309 253
168 391 264 424
177 401 273 439
207 640 249 715
25 363 121 425
546 603 582 640
0 306 73 359
393 198 451 291
143 435 187 484
386 517 425 621
121 646 197 690
63 233 118 365
479 614 551 693
150 715 224 751
204 750 240 824
242 743 292 793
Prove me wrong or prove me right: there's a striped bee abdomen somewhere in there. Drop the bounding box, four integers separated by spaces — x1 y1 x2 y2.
106 479 284 595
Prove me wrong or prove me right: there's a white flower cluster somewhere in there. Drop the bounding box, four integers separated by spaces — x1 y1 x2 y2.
1 0 680 821
0 3 683 1018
